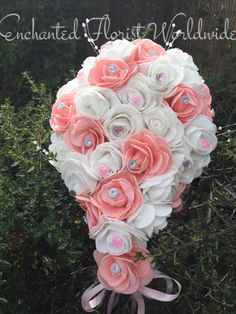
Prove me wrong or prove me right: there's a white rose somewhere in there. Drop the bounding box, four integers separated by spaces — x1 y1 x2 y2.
172 144 195 184
74 86 120 121
182 68 204 91
56 78 81 99
89 141 123 178
145 55 184 96
48 133 71 172
82 56 97 71
99 39 136 59
117 73 162 113
104 104 143 140
184 115 217 156
143 105 184 147
191 154 210 179
128 203 172 237
140 170 179 204
60 152 97 195
184 116 217 180
166 48 198 71
76 56 97 87
91 217 146 255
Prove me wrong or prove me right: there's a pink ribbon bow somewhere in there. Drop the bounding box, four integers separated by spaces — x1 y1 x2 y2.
81 270 181 314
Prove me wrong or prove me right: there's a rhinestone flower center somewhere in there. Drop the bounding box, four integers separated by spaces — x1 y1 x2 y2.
108 187 119 199
112 125 124 138
84 137 93 148
156 72 166 83
182 160 192 169
111 263 121 274
182 95 190 104
128 159 138 170
57 102 65 110
148 49 156 56
108 64 118 74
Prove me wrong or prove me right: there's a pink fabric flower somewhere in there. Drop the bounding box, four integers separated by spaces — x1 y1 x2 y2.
132 39 166 63
77 171 142 231
50 93 76 133
77 194 101 231
165 85 204 124
172 184 187 212
94 245 154 294
123 130 172 182
64 116 106 154
201 84 215 119
88 58 137 90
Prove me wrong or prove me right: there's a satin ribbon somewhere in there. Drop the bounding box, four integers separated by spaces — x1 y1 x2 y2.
81 270 181 314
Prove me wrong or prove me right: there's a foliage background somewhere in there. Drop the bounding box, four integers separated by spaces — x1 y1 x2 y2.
0 0 235 313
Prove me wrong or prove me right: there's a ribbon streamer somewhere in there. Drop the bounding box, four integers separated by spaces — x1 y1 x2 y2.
81 270 181 314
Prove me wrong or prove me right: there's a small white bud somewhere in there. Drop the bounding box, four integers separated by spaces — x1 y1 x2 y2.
218 126 222 131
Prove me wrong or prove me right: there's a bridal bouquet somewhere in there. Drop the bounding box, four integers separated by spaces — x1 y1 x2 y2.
49 39 217 313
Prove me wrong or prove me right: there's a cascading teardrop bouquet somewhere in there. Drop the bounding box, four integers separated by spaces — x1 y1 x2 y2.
49 39 217 313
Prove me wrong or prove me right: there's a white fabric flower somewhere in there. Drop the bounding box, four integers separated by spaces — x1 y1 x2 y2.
184 115 217 156
166 48 198 71
139 170 178 205
76 56 97 88
104 104 143 140
128 203 172 237
143 105 184 147
56 78 81 99
184 116 217 179
60 152 97 195
99 39 136 60
172 144 195 184
48 133 72 172
182 67 204 91
82 56 97 71
91 217 146 255
89 141 123 178
74 86 120 121
117 73 162 113
145 55 184 96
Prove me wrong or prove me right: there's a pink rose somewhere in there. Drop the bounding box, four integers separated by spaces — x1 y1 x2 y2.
77 171 142 230
172 184 187 212
201 84 215 119
77 194 101 231
64 116 106 154
94 245 154 294
132 39 166 63
50 93 76 133
88 58 137 90
123 130 172 182
165 85 204 124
